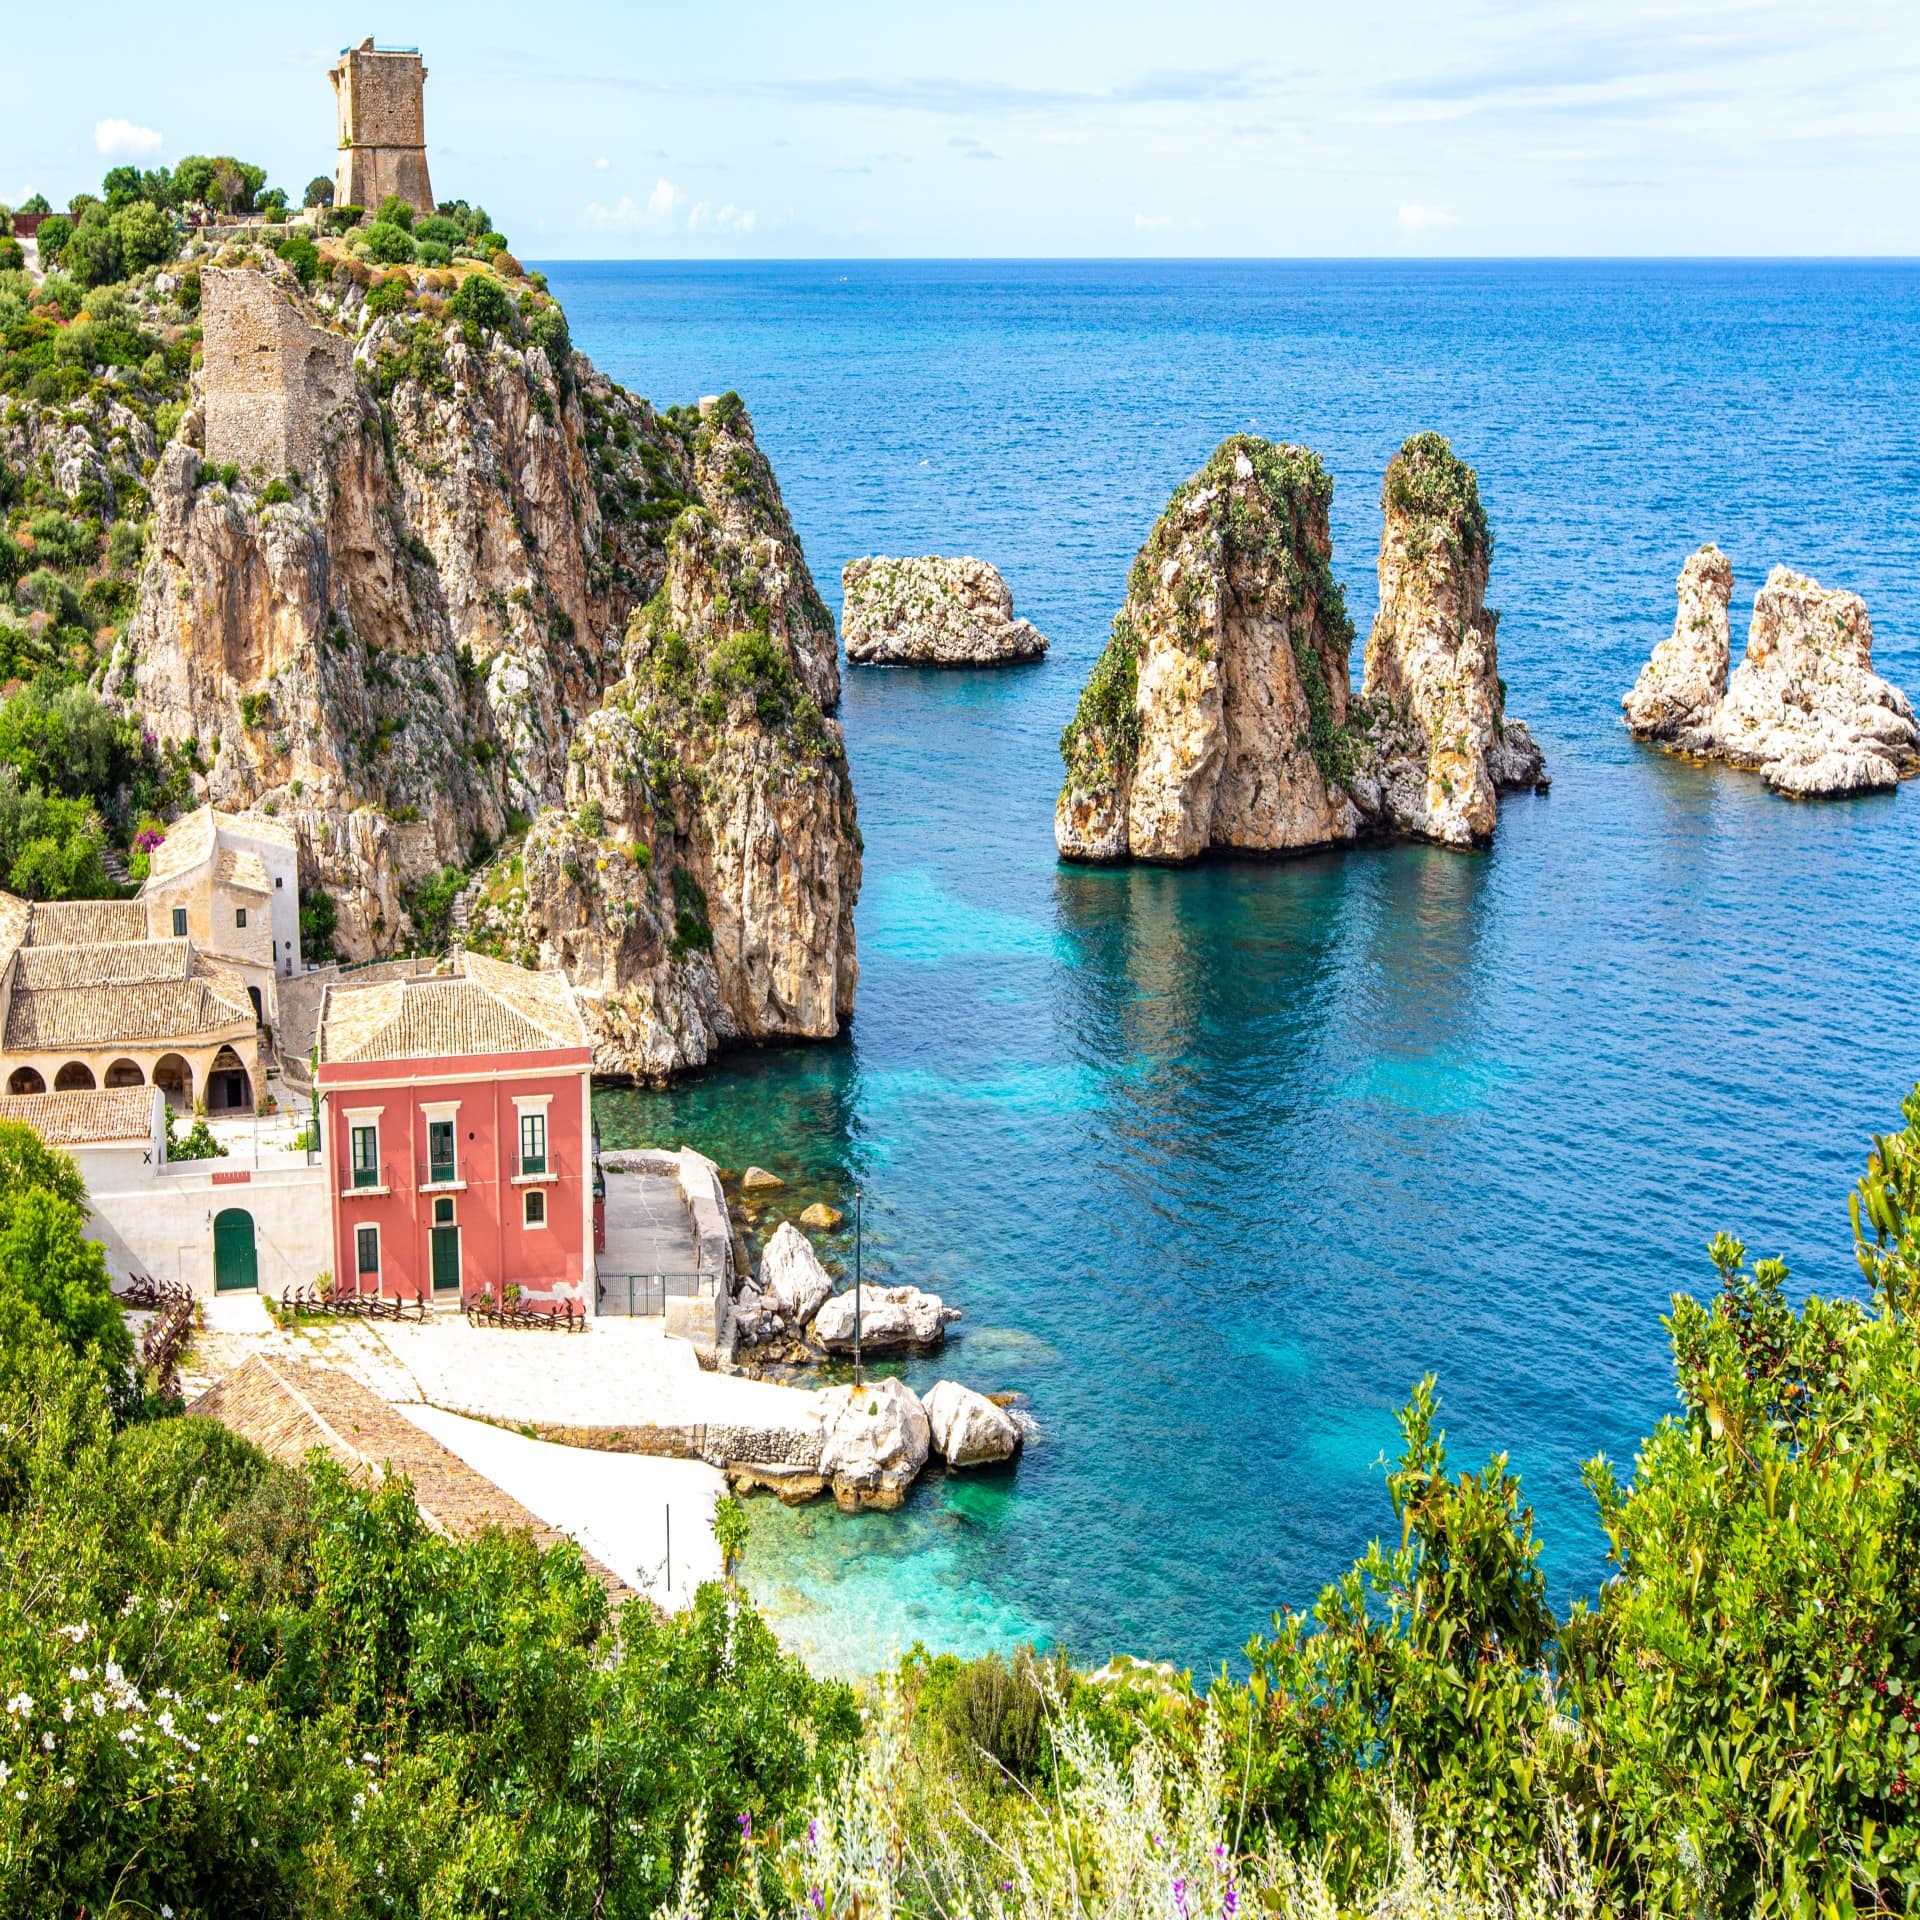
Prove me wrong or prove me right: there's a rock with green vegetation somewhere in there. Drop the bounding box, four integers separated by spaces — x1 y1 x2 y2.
115 255 859 1059
842 554 1047 664
510 393 859 1079
1056 435 1362 861
1056 431 1547 863
1359 431 1546 847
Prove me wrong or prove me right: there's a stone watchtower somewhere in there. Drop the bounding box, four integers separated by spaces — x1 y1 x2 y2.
330 38 433 215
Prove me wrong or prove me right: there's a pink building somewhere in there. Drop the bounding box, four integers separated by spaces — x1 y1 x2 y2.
316 954 594 1311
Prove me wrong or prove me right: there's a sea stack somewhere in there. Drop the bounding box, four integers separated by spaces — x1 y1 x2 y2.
842 556 1048 665
1359 432 1547 846
1054 432 1546 863
1623 550 1918 797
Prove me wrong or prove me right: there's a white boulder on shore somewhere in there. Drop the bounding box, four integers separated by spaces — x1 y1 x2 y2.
757 1221 835 1329
842 555 1049 665
817 1375 930 1510
1624 549 1919 797
812 1283 961 1353
922 1380 1022 1467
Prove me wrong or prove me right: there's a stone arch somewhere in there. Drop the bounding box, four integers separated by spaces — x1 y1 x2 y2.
7 1066 44 1095
154 1054 192 1109
207 1045 252 1114
104 1059 146 1089
54 1062 97 1091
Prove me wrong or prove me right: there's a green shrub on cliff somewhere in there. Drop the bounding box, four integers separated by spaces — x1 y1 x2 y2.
359 218 416 265
1059 612 1141 793
448 268 515 341
1383 430 1491 563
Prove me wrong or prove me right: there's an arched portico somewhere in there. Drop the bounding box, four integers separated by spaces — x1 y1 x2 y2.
7 1066 44 1095
153 1054 192 1109
104 1059 145 1088
54 1061 97 1091
206 1046 252 1114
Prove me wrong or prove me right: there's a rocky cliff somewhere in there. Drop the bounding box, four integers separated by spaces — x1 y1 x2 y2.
1056 433 1545 863
1624 549 1918 797
121 245 858 1075
842 555 1047 665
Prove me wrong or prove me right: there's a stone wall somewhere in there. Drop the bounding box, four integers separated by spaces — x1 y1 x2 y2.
200 269 354 480
330 42 433 212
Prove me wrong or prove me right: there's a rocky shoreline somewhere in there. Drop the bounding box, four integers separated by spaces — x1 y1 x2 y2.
842 554 1047 665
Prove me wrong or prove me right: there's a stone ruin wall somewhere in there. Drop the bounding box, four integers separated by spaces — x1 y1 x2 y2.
331 45 433 213
200 269 355 480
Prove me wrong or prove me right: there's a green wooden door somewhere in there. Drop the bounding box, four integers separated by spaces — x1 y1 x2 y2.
213 1209 257 1292
431 1224 461 1292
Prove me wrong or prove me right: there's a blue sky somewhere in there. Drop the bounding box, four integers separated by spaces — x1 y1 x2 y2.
8 1 1916 256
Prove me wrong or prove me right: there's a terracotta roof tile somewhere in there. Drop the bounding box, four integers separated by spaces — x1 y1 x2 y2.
14 938 190 990
24 899 148 946
215 847 272 894
321 955 585 1064
5 979 255 1050
0 1086 156 1145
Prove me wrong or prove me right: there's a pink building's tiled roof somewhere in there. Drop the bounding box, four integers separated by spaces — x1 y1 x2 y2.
319 952 586 1065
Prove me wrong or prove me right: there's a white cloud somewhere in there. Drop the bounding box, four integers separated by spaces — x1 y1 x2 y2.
645 177 684 221
579 195 646 231
1398 202 1457 232
594 156 610 171
688 199 712 231
95 118 163 159
717 204 755 233
1134 212 1173 230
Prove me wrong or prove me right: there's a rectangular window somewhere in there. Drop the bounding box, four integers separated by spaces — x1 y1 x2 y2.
236 907 247 929
524 1188 547 1228
356 1224 380 1275
428 1119 456 1183
519 1110 547 1175
275 876 283 889
350 1124 380 1187
171 907 187 938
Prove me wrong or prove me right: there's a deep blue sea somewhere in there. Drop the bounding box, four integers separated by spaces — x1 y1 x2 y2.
543 260 1920 1679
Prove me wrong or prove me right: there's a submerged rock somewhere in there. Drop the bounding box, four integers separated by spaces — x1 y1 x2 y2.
817 1375 929 1510
923 1379 1022 1467
1623 551 1918 798
842 556 1048 665
1054 433 1545 864
742 1166 786 1192
758 1220 834 1328
798 1201 844 1231
812 1283 960 1353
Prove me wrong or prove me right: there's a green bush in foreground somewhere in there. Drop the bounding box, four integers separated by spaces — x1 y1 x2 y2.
5 1074 1920 1915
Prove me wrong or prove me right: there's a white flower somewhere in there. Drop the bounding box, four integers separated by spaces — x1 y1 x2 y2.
5 1693 31 1718
67 1667 87 1683
60 1701 73 1724
91 1695 106 1718
118 1727 140 1745
206 1711 221 1724
57 1623 89 1643
246 1733 259 1746
158 1710 176 1736
39 1733 53 1752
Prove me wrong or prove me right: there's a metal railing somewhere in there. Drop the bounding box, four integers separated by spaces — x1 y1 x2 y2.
597 1271 716 1318
418 1159 462 1188
347 1160 391 1193
465 1296 586 1332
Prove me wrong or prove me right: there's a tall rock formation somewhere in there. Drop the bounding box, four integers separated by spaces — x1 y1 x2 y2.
122 250 858 1076
1360 432 1546 848
1056 433 1545 863
1623 550 1918 797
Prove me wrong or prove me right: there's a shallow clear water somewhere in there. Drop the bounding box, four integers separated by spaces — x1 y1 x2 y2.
544 260 1920 1679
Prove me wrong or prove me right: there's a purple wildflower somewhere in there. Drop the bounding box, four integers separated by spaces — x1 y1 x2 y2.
807 1819 819 1853
1225 1885 1238 1915
1174 1879 1188 1915
809 1889 824 1913
737 1811 753 1839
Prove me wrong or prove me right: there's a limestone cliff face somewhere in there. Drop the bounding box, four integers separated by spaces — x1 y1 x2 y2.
1056 432 1545 864
1360 433 1546 848
1624 549 1918 797
492 475 860 1080
122 255 859 1071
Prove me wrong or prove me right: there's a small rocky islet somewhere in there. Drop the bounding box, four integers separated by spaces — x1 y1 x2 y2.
841 553 1048 665
1622 545 1919 796
1055 431 1548 864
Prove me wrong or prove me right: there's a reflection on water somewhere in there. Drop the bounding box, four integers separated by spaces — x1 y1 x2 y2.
566 260 1920 1679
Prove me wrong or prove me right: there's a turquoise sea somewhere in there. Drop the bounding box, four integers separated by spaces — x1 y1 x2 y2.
546 260 1920 1679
